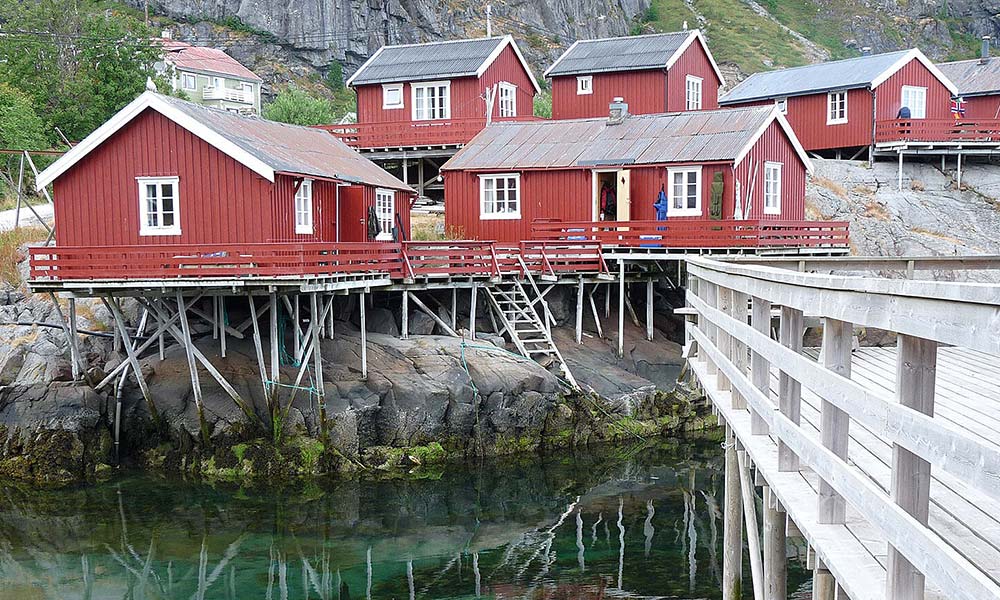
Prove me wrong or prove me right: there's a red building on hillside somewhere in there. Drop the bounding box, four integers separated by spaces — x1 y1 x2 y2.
441 104 813 243
36 92 414 247
719 49 958 156
544 30 724 120
938 39 1000 120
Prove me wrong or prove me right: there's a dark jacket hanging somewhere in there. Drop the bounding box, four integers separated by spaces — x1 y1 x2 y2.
366 205 381 240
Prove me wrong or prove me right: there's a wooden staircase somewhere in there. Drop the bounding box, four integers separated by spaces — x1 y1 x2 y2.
484 261 578 389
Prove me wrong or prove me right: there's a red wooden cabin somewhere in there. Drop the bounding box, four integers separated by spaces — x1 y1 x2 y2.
544 30 724 120
441 104 815 244
35 92 415 249
720 49 958 154
338 35 541 150
939 40 1000 120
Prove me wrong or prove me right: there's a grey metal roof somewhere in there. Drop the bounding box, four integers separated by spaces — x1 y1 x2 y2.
441 106 776 171
720 50 912 104
348 37 506 86
545 31 692 77
938 58 1000 97
160 95 412 191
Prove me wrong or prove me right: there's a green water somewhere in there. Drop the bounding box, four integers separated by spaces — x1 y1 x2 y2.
0 438 807 599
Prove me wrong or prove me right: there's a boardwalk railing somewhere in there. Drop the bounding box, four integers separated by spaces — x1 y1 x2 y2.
876 118 1000 144
531 219 850 249
316 116 541 149
684 256 1000 600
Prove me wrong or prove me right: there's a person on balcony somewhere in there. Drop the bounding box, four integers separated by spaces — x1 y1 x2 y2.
897 105 912 137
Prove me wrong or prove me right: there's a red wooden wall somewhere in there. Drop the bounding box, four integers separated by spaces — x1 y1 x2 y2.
962 95 1000 119
337 185 412 242
732 120 806 220
874 58 954 121
665 40 722 113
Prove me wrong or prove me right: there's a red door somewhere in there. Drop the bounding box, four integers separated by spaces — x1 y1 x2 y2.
338 185 368 242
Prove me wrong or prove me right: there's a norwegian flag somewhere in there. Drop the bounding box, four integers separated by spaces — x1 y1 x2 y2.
951 97 967 118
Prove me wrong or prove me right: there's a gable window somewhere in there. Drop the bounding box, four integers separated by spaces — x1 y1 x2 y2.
412 81 450 120
668 167 701 217
498 82 517 118
900 85 927 119
295 179 313 235
138 177 181 236
764 162 782 215
480 173 520 220
375 188 395 240
577 76 593 95
827 91 848 124
382 83 403 109
776 98 788 114
180 73 197 91
685 75 703 110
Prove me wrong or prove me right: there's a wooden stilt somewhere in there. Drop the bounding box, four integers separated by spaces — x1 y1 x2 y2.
762 486 787 600
310 292 326 428
247 294 269 397
409 292 458 336
736 445 764 600
219 296 227 359
174 291 208 443
723 423 743 600
103 296 157 419
605 281 610 319
957 152 963 188
618 260 625 358
624 288 640 327
813 559 836 600
588 285 604 339
326 295 335 338
897 151 904 191
750 296 771 435
212 297 219 340
778 305 803 471
451 288 458 331
469 284 477 340
575 277 584 344
293 295 301 357
269 292 280 410
360 291 368 380
818 317 852 524
48 293 83 380
401 290 409 339
645 278 654 341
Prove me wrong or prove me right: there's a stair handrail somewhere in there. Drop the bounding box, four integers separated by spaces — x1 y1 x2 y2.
488 242 503 279
516 254 556 332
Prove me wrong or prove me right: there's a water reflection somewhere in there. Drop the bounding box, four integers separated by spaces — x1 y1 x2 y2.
0 438 804 599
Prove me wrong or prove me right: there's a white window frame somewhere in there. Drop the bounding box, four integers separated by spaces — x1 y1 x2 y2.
763 162 782 215
137 176 181 236
776 97 788 114
577 75 593 95
375 188 395 240
479 173 521 220
382 83 404 110
667 167 702 217
900 85 927 119
412 80 451 121
827 91 848 124
180 73 196 91
685 75 703 111
295 179 314 235
498 81 517 118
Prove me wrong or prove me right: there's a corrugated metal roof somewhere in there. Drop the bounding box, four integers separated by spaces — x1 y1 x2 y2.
938 58 1000 97
721 50 911 104
545 31 692 77
442 106 775 171
160 95 412 191
348 37 506 86
161 39 262 82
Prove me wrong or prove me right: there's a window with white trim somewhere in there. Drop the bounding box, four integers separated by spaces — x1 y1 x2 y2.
667 167 701 216
577 75 593 95
375 188 395 240
827 91 848 124
764 162 782 215
295 179 313 235
900 85 927 119
498 82 517 117
382 83 403 109
480 174 520 220
138 177 181 236
180 73 196 91
685 75 703 110
776 97 788 114
412 81 450 120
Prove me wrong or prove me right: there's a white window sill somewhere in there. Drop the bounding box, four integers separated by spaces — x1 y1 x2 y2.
827 118 848 125
376 233 393 241
763 206 781 215
140 227 182 236
481 212 522 221
295 227 314 235
577 90 593 96
383 104 404 110
670 209 702 217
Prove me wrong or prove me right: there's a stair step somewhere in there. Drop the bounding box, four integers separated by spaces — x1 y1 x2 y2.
527 349 554 355
521 339 552 344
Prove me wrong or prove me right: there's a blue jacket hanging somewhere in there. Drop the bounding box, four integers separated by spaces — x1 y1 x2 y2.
654 188 669 220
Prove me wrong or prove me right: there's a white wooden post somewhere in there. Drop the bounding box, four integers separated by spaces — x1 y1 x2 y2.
575 277 584 344
750 296 771 435
451 288 458 331
762 486 787 600
645 277 654 341
401 290 409 340
360 291 368 380
730 291 749 410
778 305 803 471
269 292 280 405
818 317 852 524
887 334 936 600
723 423 743 600
897 151 904 191
813 559 836 600
704 280 718 376
469 284 477 340
618 260 625 358
716 286 733 393
219 296 227 359
310 293 325 421
957 152 963 189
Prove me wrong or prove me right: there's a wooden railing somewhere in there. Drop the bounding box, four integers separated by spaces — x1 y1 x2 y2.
876 118 1000 144
517 240 610 279
316 116 541 149
401 240 507 280
684 257 1000 600
532 219 850 249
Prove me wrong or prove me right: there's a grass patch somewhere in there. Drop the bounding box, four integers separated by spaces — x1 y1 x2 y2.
763 0 855 59
813 176 849 200
0 227 47 287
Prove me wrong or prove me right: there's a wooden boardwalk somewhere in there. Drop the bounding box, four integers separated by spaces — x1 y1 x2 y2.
683 256 1000 600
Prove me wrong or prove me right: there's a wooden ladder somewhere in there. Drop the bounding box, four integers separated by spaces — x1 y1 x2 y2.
485 265 578 389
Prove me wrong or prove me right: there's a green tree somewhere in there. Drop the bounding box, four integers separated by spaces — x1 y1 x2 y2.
264 87 336 126
533 90 552 119
0 83 47 151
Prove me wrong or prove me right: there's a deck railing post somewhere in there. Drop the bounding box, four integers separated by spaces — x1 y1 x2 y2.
716 286 734 393
887 334 936 600
818 317 852 524
750 296 771 435
762 485 787 600
777 305 803 471
723 422 743 600
703 280 718 376
730 291 749 410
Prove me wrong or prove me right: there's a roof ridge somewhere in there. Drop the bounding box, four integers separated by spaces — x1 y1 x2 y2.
575 30 693 43
736 48 912 83
371 36 506 51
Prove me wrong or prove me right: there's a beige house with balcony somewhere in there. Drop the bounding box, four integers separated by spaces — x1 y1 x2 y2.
160 37 263 114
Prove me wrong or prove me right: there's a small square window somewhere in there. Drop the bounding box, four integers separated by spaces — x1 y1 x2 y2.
667 167 702 217
498 82 517 118
295 179 313 235
480 174 521 220
827 91 848 124
181 73 196 90
382 84 403 109
685 75 703 111
764 162 782 215
577 76 593 95
137 177 181 236
776 98 788 114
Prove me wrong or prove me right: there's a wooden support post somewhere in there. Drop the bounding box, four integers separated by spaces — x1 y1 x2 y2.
645 277 654 341
219 296 227 359
887 334 936 600
269 292 280 410
750 296 771 435
736 445 764 600
897 151 904 191
360 292 368 380
778 305 803 471
587 285 603 339
175 292 208 444
575 277 584 344
469 284 477 340
813 559 836 600
103 296 157 420
401 290 409 340
604 281 610 319
762 486 787 600
326 295 335 338
451 288 458 331
957 152 963 189
730 291 748 410
818 317 852 524
293 295 301 357
409 292 458 336
310 293 326 427
618 260 625 358
67 297 81 380
716 286 733 393
248 294 269 397
212 296 219 340
723 423 743 600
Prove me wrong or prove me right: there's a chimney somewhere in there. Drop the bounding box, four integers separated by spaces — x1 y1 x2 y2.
608 97 628 125
861 46 872 56
161 29 172 39
982 36 991 64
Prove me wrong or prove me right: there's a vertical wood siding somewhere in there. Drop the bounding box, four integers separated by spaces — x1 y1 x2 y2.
268 176 340 242
336 184 412 242
551 70 667 120
733 121 806 220
729 89 873 152
479 44 538 120
665 41 722 112
52 109 275 247
874 58 954 120
962 95 1000 119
